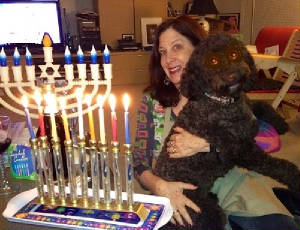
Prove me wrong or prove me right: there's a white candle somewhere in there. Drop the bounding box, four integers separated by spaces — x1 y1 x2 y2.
97 95 106 144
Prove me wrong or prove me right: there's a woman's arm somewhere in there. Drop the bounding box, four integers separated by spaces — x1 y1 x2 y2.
169 119 281 159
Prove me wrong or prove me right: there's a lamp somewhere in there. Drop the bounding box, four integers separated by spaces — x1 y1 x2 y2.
189 0 219 15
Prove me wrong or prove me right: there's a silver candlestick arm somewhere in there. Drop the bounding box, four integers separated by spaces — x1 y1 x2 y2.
99 142 111 208
39 136 55 204
77 136 88 207
90 140 100 206
124 144 134 210
65 140 77 204
112 141 122 209
51 138 66 204
30 138 45 203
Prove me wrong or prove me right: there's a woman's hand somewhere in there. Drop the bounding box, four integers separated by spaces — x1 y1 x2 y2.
167 126 210 158
155 179 201 226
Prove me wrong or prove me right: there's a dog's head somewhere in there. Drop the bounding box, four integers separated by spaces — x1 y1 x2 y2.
181 33 256 100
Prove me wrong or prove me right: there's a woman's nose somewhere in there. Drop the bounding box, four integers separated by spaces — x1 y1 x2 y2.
165 51 175 63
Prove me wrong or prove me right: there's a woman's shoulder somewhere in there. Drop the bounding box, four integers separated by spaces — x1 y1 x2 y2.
140 93 166 115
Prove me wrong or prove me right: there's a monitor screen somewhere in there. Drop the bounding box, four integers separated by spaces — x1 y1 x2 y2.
0 0 63 49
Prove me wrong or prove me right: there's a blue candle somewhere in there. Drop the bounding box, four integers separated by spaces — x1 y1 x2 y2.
21 96 35 139
0 47 7 67
13 47 20 66
123 94 130 144
90 45 98 64
77 45 84 64
125 111 130 144
25 47 33 66
64 46 71 64
103 44 110 64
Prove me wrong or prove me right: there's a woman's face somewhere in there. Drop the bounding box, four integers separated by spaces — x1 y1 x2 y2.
159 28 195 88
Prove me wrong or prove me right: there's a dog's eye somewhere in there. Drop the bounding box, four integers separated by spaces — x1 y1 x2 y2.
210 58 219 65
230 52 238 60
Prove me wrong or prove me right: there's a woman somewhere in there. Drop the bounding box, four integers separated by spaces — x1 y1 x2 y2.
133 15 298 229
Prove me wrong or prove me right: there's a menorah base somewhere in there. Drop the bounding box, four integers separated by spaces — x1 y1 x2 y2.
3 187 173 230
31 195 148 222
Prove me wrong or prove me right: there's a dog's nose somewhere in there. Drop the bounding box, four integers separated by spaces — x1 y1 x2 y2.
227 73 240 83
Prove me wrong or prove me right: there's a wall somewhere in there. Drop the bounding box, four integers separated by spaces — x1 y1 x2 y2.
59 0 94 46
60 0 300 46
241 0 300 44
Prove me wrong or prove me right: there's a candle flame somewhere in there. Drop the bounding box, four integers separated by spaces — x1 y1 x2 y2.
21 95 29 108
109 94 116 111
123 93 130 112
42 33 52 47
33 90 42 106
58 97 66 110
85 94 92 106
45 93 56 110
97 94 105 108
75 88 83 101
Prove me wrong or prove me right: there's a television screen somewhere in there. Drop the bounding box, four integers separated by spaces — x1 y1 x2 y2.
0 0 63 51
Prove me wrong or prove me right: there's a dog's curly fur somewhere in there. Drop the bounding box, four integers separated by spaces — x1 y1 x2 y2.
154 33 299 230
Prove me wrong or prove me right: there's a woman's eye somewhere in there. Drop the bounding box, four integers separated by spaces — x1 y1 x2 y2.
173 44 183 51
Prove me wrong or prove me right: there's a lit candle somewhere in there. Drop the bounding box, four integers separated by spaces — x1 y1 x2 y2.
64 46 71 64
109 94 117 142
34 90 45 136
21 96 35 139
0 47 7 67
59 97 71 141
85 94 95 141
76 88 84 139
123 93 130 144
103 44 110 64
77 45 84 64
90 45 98 64
42 32 52 47
97 95 106 144
45 93 58 141
13 47 20 66
25 47 33 66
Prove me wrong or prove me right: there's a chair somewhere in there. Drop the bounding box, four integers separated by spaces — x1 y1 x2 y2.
246 26 300 110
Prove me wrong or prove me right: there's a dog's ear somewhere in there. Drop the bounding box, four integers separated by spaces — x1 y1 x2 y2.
243 49 258 92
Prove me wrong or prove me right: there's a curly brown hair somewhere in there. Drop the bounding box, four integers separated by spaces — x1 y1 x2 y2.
145 15 207 107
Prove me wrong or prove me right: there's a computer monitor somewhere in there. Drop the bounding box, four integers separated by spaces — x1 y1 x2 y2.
0 0 64 54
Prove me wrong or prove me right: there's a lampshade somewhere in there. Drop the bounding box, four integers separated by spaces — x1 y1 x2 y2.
189 0 219 15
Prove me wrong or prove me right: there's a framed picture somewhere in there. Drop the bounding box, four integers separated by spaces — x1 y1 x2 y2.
122 34 134 41
141 17 162 47
218 13 240 34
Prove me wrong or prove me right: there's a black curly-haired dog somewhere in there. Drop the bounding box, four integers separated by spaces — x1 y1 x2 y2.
154 33 299 230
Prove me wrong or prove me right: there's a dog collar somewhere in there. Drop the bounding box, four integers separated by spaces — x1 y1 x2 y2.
204 92 235 104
